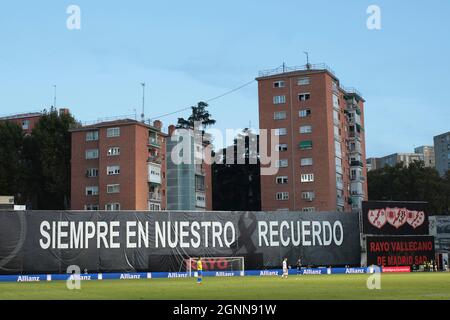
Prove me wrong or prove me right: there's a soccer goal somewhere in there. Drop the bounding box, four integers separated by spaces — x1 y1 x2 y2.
186 257 245 277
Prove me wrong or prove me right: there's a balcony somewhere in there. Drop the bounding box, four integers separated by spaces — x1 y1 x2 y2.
350 160 364 167
348 141 362 155
148 136 160 148
148 163 162 184
348 131 362 141
351 190 365 197
196 192 206 208
350 175 366 182
195 164 205 176
149 192 162 202
148 155 162 164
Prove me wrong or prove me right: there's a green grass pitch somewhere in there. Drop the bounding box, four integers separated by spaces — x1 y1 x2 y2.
0 273 449 300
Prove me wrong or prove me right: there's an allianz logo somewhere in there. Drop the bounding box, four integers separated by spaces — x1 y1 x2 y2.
120 274 141 280
345 268 366 274
17 276 41 282
68 275 92 281
260 270 279 276
168 273 188 278
303 269 322 275
215 272 234 277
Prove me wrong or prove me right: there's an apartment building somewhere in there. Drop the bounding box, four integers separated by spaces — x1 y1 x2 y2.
415 146 435 168
166 125 212 211
70 119 167 211
376 153 424 169
256 63 368 212
366 157 378 172
0 108 70 134
434 132 450 176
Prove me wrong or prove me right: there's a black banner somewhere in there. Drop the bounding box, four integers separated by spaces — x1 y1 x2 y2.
0 211 361 274
366 236 435 267
362 201 429 235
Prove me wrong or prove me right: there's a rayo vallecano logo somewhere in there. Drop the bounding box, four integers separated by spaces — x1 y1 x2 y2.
368 208 425 229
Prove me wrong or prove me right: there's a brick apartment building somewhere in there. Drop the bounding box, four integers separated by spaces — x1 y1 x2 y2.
0 108 70 134
70 119 167 211
256 63 368 212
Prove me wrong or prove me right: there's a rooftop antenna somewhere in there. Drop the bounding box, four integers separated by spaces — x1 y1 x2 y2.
140 82 145 123
282 62 286 73
303 51 311 69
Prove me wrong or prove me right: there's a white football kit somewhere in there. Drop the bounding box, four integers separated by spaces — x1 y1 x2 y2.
282 261 288 277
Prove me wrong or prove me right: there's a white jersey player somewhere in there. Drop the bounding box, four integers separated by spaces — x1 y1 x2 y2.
282 258 288 278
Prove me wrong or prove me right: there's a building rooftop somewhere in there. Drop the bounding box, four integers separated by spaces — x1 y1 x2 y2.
71 118 167 135
257 63 337 79
256 63 364 100
0 112 43 120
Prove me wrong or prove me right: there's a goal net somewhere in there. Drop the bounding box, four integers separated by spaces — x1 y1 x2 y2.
186 257 245 277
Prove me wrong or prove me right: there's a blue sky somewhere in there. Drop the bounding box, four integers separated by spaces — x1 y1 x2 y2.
0 0 449 157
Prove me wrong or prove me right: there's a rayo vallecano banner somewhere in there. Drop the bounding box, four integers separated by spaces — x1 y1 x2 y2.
0 211 361 274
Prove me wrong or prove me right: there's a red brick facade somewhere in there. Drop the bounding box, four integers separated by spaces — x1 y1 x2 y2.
257 67 368 212
70 119 167 211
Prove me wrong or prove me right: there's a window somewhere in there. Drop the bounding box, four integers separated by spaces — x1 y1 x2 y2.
276 192 289 201
273 95 286 104
105 203 120 211
276 176 289 184
332 94 340 109
332 81 339 92
107 127 120 138
107 147 120 156
86 168 99 178
298 93 311 101
275 128 287 136
196 176 205 191
333 109 340 123
84 204 99 211
299 109 311 118
273 81 285 88
86 186 98 196
302 207 316 213
22 120 30 130
149 132 159 146
85 149 99 159
107 166 120 175
149 203 161 211
302 191 315 201
86 131 99 141
277 144 288 152
301 158 313 166
300 125 312 134
299 141 313 150
301 174 314 183
335 141 342 156
274 111 287 120
107 184 120 194
276 159 288 168
298 77 310 86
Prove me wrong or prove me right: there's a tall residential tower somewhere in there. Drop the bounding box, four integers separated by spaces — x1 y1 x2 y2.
256 64 368 212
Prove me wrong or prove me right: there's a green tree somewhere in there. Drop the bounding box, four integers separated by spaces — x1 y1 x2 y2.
368 161 449 215
23 108 79 209
176 101 216 129
212 129 261 211
0 121 25 199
